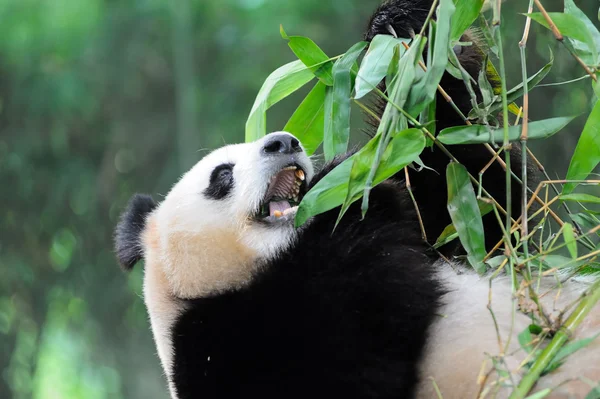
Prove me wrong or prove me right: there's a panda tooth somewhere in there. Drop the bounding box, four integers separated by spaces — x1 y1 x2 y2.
295 169 305 181
284 166 297 171
274 210 283 217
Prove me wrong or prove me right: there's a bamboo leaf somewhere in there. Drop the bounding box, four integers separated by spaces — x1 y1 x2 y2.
450 0 484 41
527 12 597 65
354 35 407 99
295 128 425 227
561 193 600 204
281 26 333 85
545 333 600 374
438 115 577 145
446 162 486 273
323 42 368 161
407 0 454 116
564 0 600 64
283 81 326 155
518 326 534 354
562 223 578 260
564 101 600 194
433 200 493 248
245 60 314 142
476 53 553 118
541 254 582 270
525 389 552 399
571 213 600 237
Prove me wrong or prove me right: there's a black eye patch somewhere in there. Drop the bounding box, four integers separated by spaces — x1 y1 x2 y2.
204 163 235 200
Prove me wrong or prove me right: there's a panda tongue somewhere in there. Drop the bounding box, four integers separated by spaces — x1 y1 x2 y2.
269 201 291 216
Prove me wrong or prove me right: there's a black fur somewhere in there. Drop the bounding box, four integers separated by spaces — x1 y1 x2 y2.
204 163 235 200
171 165 444 399
365 0 538 255
114 194 157 270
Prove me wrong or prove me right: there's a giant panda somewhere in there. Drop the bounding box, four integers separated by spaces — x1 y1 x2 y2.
114 1 600 398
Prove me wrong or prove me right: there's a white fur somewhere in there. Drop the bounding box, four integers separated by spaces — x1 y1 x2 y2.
139 132 313 398
418 261 600 399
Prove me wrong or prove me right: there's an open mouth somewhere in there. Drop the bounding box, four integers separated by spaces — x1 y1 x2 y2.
256 164 307 221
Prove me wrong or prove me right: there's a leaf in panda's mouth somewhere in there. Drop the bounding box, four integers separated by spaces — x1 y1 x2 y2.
259 165 306 219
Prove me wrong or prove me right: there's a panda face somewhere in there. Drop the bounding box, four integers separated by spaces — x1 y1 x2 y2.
143 131 314 299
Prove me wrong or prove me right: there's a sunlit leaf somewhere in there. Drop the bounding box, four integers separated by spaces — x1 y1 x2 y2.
407 0 454 116
295 128 425 227
281 26 333 85
354 35 407 99
359 36 424 217
323 41 368 161
245 60 314 142
564 101 600 194
450 0 484 41
446 162 486 273
527 12 597 65
438 115 577 145
283 81 326 155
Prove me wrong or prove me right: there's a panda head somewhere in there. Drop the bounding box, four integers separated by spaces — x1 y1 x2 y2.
115 131 314 298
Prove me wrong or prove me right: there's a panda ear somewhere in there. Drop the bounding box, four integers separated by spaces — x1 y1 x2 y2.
114 194 157 271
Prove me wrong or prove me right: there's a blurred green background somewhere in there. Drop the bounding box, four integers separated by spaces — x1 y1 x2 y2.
0 0 597 398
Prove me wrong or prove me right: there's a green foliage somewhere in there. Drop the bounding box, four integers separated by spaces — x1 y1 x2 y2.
446 163 486 273
245 60 315 142
438 115 577 144
323 42 367 160
564 101 600 194
354 35 407 99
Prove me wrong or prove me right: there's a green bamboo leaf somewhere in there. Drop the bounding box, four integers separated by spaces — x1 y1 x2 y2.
281 25 333 85
525 389 552 399
475 53 553 118
561 193 600 204
283 81 326 155
295 128 425 227
563 223 578 260
541 254 582 270
527 12 597 65
571 213 600 235
564 101 600 194
323 42 368 161
433 200 493 249
438 115 577 145
359 36 424 217
245 60 315 142
354 35 407 99
585 384 600 399
518 326 534 354
407 0 454 116
450 0 484 42
545 333 600 375
446 162 486 273
565 0 600 64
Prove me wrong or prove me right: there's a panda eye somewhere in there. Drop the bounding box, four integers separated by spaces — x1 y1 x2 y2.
204 163 235 200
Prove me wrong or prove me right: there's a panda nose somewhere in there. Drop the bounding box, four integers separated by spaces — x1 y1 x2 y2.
262 134 302 155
